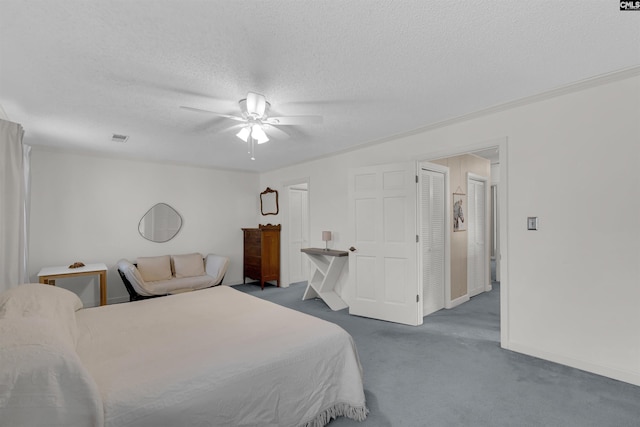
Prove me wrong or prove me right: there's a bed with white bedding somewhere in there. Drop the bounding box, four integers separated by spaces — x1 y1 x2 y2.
0 283 368 427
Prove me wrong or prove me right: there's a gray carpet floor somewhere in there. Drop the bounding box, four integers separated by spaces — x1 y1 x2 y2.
233 281 640 427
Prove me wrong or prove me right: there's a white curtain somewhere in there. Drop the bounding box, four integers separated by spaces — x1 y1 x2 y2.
0 119 30 292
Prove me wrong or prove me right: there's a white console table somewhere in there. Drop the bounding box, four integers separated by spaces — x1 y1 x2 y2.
301 248 349 311
38 263 108 306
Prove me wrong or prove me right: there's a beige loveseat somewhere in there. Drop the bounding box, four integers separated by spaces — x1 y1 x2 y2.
117 253 229 301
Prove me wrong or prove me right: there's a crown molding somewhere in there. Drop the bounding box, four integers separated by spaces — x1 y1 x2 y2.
266 66 640 172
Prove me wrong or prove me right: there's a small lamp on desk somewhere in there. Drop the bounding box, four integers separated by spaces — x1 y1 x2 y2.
322 231 332 251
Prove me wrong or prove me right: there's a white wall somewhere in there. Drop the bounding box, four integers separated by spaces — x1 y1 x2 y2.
29 150 259 305
260 73 640 386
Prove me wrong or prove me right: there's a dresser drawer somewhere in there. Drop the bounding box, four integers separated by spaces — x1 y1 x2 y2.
244 256 261 268
244 265 261 279
244 245 261 257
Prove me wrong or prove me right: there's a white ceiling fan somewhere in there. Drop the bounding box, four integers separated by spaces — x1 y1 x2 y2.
180 92 322 160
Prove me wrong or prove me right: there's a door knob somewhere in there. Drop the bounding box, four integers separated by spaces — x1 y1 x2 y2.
349 246 357 252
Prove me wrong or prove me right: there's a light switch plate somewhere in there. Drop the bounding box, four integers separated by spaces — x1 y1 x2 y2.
527 217 538 230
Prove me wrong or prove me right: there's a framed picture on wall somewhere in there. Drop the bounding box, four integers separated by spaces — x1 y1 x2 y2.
453 193 466 232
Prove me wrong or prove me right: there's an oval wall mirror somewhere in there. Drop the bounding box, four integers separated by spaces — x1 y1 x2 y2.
260 187 279 215
138 203 183 243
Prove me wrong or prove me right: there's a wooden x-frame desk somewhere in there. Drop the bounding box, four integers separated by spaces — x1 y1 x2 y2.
301 248 349 311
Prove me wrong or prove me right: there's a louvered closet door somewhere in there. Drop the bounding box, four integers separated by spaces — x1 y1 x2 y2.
467 177 487 297
421 168 445 316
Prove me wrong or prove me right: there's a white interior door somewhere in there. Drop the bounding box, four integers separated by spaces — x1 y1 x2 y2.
467 174 488 297
348 162 421 326
420 165 446 316
288 186 309 284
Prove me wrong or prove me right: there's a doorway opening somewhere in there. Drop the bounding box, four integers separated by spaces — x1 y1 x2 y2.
420 143 502 319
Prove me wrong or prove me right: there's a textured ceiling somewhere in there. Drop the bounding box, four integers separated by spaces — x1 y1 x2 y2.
1 1 639 172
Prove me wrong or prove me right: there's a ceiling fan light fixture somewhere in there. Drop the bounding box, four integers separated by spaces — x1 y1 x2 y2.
236 126 251 142
182 91 319 161
251 124 269 144
246 92 267 118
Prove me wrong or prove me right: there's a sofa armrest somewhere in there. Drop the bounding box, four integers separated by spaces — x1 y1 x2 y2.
204 254 230 286
116 259 153 297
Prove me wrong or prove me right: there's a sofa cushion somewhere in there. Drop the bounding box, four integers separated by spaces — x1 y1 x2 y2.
145 276 217 295
173 253 205 279
136 255 172 282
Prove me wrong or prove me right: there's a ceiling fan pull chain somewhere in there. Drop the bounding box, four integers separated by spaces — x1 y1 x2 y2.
249 137 256 161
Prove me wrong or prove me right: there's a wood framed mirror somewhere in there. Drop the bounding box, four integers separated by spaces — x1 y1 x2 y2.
260 187 279 216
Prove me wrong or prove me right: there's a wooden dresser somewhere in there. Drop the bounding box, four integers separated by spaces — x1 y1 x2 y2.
242 224 281 289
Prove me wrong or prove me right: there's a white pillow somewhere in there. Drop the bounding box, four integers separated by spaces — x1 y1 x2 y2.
0 283 83 347
173 253 205 279
0 316 103 427
136 255 172 282
0 282 83 315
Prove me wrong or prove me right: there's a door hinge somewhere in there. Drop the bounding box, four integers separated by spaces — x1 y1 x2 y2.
416 175 419 183
416 234 419 243
416 294 420 303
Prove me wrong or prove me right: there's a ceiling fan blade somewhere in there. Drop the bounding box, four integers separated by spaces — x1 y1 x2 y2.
262 124 290 140
221 123 246 135
179 106 246 122
246 92 267 117
264 115 323 125
191 116 227 132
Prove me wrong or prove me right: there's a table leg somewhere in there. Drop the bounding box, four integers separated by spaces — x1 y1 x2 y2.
99 271 107 306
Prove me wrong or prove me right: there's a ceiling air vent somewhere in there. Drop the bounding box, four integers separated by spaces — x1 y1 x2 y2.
111 134 129 143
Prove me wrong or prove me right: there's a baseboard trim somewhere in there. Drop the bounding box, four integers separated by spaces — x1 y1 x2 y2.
107 295 129 305
504 341 640 387
446 294 469 309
